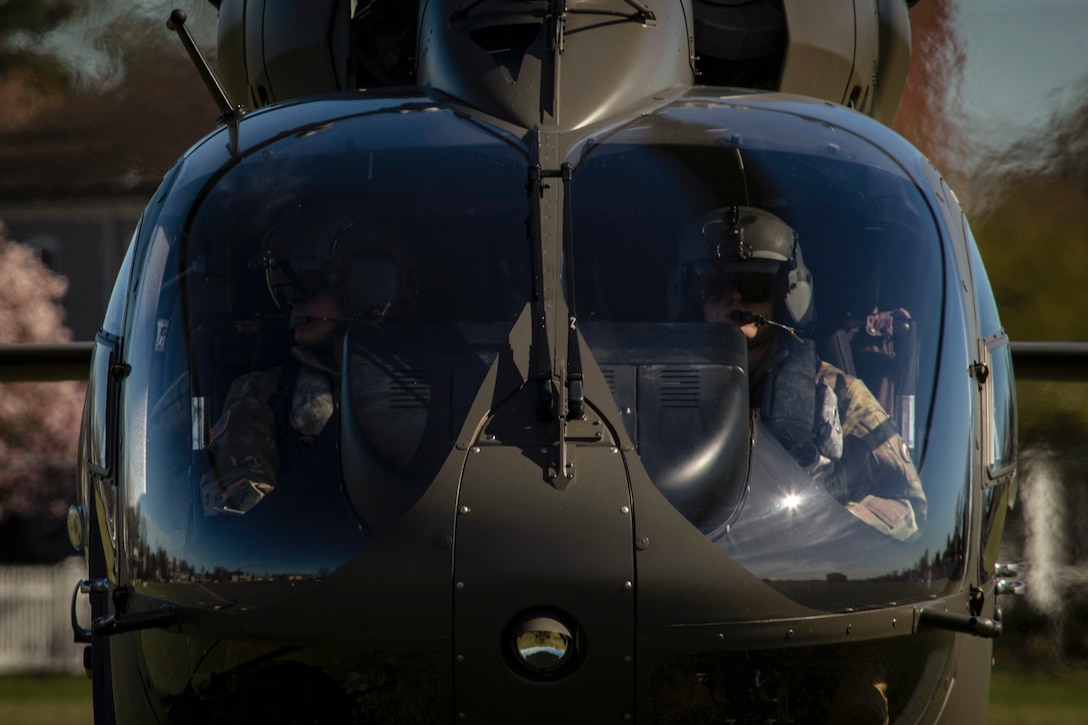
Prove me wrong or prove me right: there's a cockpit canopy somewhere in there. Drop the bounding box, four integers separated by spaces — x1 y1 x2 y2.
117 91 973 613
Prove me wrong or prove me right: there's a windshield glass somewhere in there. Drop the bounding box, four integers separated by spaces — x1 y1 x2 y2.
127 105 531 582
569 100 969 609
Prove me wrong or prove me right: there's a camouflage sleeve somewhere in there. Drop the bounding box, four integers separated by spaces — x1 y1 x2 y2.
200 368 282 515
820 363 927 540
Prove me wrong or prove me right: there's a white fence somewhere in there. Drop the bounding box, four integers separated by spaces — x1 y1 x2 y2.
0 557 88 674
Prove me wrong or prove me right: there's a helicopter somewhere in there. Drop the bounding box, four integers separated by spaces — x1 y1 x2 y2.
10 0 1074 722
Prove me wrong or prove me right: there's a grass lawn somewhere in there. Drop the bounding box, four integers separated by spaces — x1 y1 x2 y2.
0 674 92 725
988 665 1088 725
2 666 1087 724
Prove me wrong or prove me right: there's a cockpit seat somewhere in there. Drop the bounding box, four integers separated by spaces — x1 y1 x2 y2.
818 307 918 453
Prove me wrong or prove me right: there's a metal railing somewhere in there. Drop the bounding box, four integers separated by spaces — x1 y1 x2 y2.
0 342 93 382
2 340 1087 383
1 340 1087 383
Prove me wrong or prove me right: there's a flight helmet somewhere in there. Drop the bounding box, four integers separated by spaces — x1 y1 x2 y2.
254 204 411 320
677 205 814 329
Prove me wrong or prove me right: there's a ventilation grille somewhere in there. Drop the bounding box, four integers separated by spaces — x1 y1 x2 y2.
659 369 700 408
389 369 430 409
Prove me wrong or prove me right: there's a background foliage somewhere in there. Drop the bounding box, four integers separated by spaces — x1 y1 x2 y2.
0 227 85 559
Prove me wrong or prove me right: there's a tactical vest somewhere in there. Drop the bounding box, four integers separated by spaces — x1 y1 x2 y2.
757 336 842 471
272 348 338 471
273 354 307 470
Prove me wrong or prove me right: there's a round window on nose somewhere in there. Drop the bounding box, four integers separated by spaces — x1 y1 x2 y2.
506 611 582 679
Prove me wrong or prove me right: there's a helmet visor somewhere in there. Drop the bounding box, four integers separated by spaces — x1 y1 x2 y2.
685 261 781 304
264 263 327 307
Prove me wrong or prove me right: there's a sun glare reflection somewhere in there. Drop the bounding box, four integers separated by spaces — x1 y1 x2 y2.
781 493 802 510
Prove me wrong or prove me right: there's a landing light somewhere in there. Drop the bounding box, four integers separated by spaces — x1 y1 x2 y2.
67 505 87 550
782 493 802 510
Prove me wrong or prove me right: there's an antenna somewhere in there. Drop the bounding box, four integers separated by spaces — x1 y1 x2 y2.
167 9 245 156
733 147 750 206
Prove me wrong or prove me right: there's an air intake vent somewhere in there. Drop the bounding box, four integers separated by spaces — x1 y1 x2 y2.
601 366 617 394
659 369 701 408
390 369 430 408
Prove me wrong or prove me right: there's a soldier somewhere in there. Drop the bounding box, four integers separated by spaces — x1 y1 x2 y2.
201 209 397 515
680 205 926 541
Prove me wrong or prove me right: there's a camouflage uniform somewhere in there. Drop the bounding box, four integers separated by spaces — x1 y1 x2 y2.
201 345 338 515
753 333 925 541
817 360 926 540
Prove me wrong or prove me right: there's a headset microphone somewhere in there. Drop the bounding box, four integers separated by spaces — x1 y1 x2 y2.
289 315 358 328
729 310 803 342
289 305 390 329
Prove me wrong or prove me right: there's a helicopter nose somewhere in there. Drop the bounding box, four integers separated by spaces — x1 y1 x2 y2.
451 428 635 719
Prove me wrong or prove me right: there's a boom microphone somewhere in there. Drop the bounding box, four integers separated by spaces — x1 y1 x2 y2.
289 315 360 328
728 310 803 342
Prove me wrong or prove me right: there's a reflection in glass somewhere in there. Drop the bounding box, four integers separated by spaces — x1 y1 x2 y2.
989 343 1016 474
127 106 531 584
514 618 574 674
569 102 969 610
650 630 955 723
